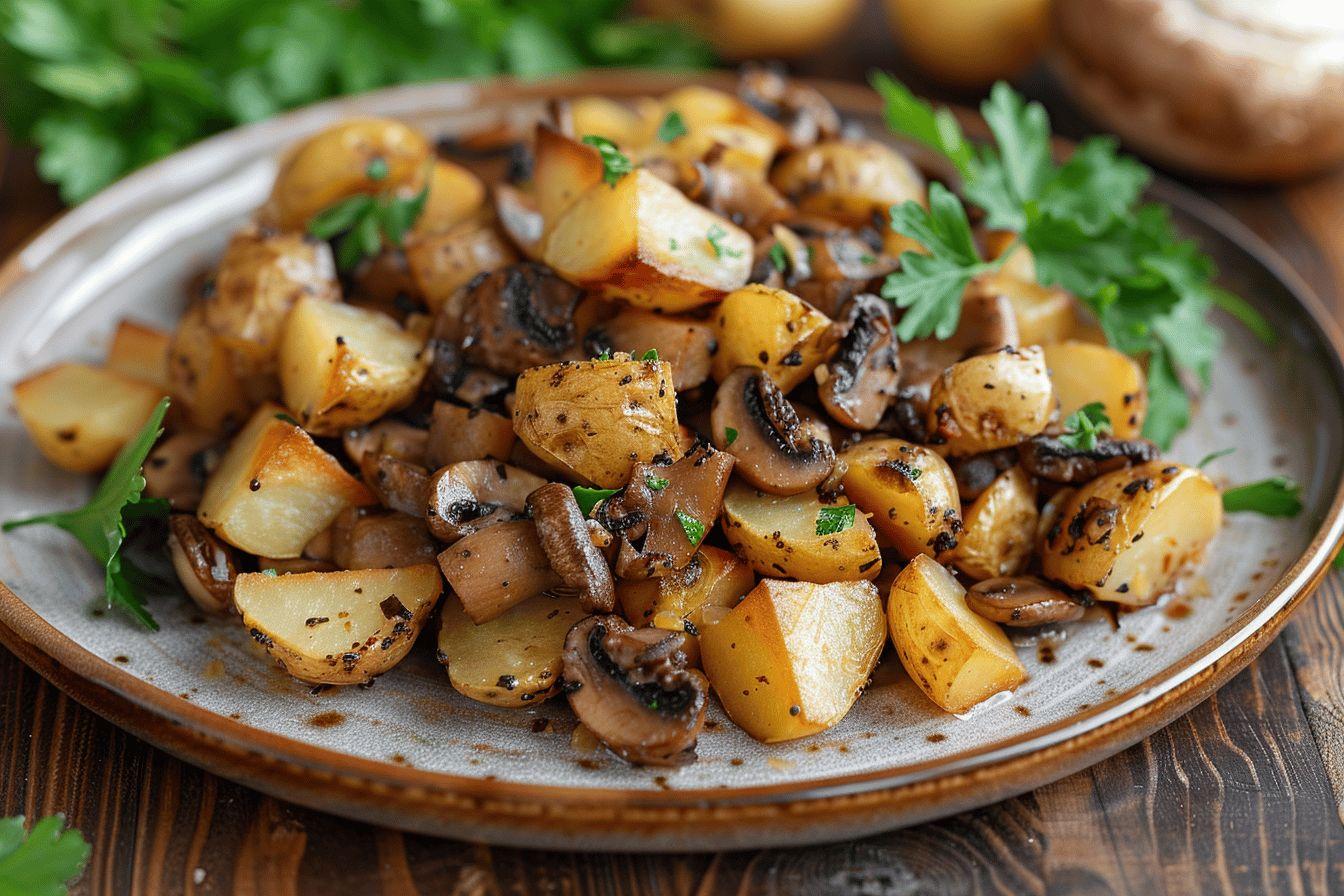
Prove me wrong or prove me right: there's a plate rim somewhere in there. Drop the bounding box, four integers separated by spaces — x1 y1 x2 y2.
2 70 1344 841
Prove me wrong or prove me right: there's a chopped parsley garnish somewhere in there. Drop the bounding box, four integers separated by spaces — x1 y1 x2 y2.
1058 402 1112 452
657 110 688 143
274 412 301 427
3 398 171 630
261 568 279 577
859 253 877 265
815 504 857 536
669 238 679 251
0 814 91 896
641 348 660 361
645 475 670 491
572 486 619 517
307 181 430 270
675 510 705 545
365 156 389 181
706 224 742 259
724 426 738 446
581 134 632 186
768 242 788 273
1197 447 1236 468
595 349 612 361
1222 477 1302 517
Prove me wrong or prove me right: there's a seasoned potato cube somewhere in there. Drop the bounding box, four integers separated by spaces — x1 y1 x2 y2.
565 96 662 148
234 564 440 685
543 169 752 313
927 346 1053 456
411 160 486 235
106 320 171 388
840 438 961 560
888 554 1027 714
437 591 585 707
974 271 1075 346
404 218 518 312
953 466 1037 580
278 297 429 435
711 284 834 391
770 139 925 226
205 227 340 370
720 482 881 582
533 124 606 226
168 302 253 434
661 121 781 179
1040 461 1222 606
13 364 165 473
512 355 680 488
199 404 372 557
1042 341 1147 439
700 578 885 743
617 546 755 666
660 86 786 152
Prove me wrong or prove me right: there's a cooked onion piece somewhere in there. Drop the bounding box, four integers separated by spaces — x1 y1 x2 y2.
721 482 881 582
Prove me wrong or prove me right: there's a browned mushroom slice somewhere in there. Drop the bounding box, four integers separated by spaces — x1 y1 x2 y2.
562 615 709 766
494 183 545 260
342 419 429 468
737 62 841 151
749 224 813 289
966 577 1092 627
168 514 238 614
953 291 1021 357
426 460 546 543
451 262 584 375
952 448 1020 502
437 519 564 623
330 507 439 570
584 308 716 392
425 401 515 468
527 483 616 613
360 453 431 518
683 157 792 237
710 367 833 495
143 431 222 512
817 295 899 431
1018 436 1159 485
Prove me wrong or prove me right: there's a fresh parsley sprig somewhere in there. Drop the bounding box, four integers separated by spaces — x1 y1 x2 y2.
657 110 687 143
307 182 429 271
3 398 170 630
0 815 90 896
1058 403 1112 452
1222 477 1303 517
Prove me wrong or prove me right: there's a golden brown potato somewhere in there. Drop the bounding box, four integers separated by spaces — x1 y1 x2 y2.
840 438 961 560
234 564 441 685
588 307 716 391
437 590 585 707
1040 461 1222 606
404 218 519 313
660 121 781 179
1042 341 1147 439
617 546 755 666
770 139 925 225
106 320 171 388
13 364 166 474
198 404 372 557
168 302 254 435
268 118 431 231
533 124 606 227
972 271 1076 346
927 346 1053 456
411 160 486 236
512 354 680 488
953 466 1037 581
720 482 881 582
659 85 787 161
699 578 885 742
710 284 834 391
543 169 752 313
425 402 515 468
562 95 662 148
278 297 429 435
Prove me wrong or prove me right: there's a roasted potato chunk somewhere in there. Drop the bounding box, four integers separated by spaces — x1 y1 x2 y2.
770 139 925 225
106 320 171 388
404 218 519 312
840 438 961 560
1040 461 1222 606
617 546 755 666
974 271 1075 346
234 564 440 685
1042 341 1147 439
700 578 885 742
888 554 1027 714
412 160 486 235
563 95 662 148
168 302 253 435
426 402 515 468
543 169 752 313
278 297 429 435
927 346 1053 456
720 482 881 582
437 590 585 707
13 364 166 474
953 466 1037 581
512 355 680 488
533 124 606 226
198 404 372 557
710 284 834 391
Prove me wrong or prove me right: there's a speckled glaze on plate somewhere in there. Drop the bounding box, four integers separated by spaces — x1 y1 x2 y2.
1 72 1342 852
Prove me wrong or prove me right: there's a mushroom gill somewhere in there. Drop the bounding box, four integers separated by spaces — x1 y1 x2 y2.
1018 436 1159 484
451 261 584 375
817 294 900 431
168 514 238 614
710 367 833 495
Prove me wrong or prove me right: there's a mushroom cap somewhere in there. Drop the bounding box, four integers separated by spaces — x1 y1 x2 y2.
426 460 545 543
818 294 900 431
711 367 834 495
967 576 1091 627
455 262 584 375
527 482 616 613
168 514 238 614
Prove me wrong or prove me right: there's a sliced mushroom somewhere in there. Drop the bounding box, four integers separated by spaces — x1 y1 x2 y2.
449 262 584 375
437 519 564 623
493 183 544 260
817 295 899 431
1018 436 1160 484
683 156 793 236
711 367 834 495
966 576 1092 627
330 507 439 570
737 62 841 151
952 448 1020 502
791 225 897 318
562 615 709 766
952 291 1021 357
427 460 546 543
360 453 431 518
168 514 238 614
527 483 616 613
749 224 813 288
144 431 222 512
343 419 429 468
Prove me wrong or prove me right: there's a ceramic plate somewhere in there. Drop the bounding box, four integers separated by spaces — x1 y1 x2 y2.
1 73 1342 851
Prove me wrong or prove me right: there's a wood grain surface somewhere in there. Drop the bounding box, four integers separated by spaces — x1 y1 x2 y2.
5 23 1344 892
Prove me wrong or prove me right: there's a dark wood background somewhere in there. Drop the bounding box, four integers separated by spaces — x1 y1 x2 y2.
4 8 1344 893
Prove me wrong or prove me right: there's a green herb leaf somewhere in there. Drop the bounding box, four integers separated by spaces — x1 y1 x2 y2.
581 134 632 186
893 459 922 481
379 183 430 247
365 156 389 181
706 223 742 259
1222 477 1303 517
0 814 91 896
815 504 856 536
4 398 170 629
675 509 706 546
768 242 788 273
724 427 738 446
309 182 430 271
307 194 374 240
1334 548 1344 570
595 349 612 361
261 568 279 577
641 348 659 361
870 71 972 177
1197 447 1236 468
1058 402 1112 452
645 475 670 491
274 412 301 427
657 109 687 143
572 486 618 517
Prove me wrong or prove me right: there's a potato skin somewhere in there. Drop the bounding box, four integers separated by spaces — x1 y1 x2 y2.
710 284 834 392
720 482 881 583
770 139 925 225
953 466 1038 581
1039 461 1222 606
1042 341 1147 439
617 546 755 666
840 438 961 560
927 345 1053 456
512 355 680 488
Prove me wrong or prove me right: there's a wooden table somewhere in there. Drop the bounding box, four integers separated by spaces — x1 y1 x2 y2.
4 47 1344 894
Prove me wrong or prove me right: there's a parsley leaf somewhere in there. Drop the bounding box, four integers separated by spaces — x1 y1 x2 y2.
675 510 706 545
308 183 429 271
724 427 738 446
815 504 856 536
1222 477 1303 517
4 398 170 630
645 475 670 491
1197 447 1236 468
870 71 972 177
706 224 742 259
768 242 788 273
0 814 91 896
641 348 660 361
657 109 687 142
365 156 389 181
572 486 618 517
1057 402 1111 452
581 134 632 186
